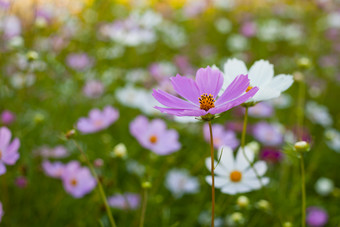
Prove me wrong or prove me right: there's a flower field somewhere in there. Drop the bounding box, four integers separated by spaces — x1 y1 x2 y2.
0 0 340 226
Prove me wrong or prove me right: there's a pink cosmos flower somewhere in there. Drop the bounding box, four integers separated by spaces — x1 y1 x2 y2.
1 110 15 125
82 80 104 98
77 106 119 134
108 193 141 210
306 207 328 227
15 176 28 188
35 145 69 158
61 161 96 198
66 53 93 71
152 66 258 117
130 115 181 155
0 127 20 175
252 122 283 147
42 160 65 178
203 123 239 149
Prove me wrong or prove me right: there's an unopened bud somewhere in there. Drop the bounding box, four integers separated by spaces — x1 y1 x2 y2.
256 200 270 211
294 141 310 153
112 143 127 158
236 196 249 208
297 57 312 69
283 222 293 227
230 212 244 223
65 129 76 139
142 181 152 189
26 51 39 61
247 141 260 155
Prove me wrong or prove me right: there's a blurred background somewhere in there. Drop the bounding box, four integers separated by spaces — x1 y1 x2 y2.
0 0 340 226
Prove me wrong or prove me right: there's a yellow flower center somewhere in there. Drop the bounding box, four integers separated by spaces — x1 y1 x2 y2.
149 135 158 144
71 178 78 186
94 119 103 127
230 170 242 182
199 93 215 111
0 150 2 160
246 86 253 92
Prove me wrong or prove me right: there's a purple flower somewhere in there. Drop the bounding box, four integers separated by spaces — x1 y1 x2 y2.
66 53 93 71
82 80 104 98
306 207 328 227
35 145 69 158
108 193 141 210
1 110 15 125
0 201 3 223
0 127 20 175
42 160 65 178
203 123 239 149
61 161 96 198
247 102 274 118
152 66 258 117
240 21 257 37
260 148 283 163
15 176 28 188
252 122 283 147
77 106 119 134
130 115 181 155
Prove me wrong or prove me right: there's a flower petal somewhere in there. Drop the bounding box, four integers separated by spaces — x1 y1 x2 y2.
152 89 198 109
205 175 229 188
235 146 254 171
252 86 281 103
222 58 248 92
154 106 206 117
208 87 258 115
266 74 294 92
0 162 6 175
217 146 235 171
215 74 250 106
248 60 274 87
205 157 228 176
0 127 11 150
170 74 200 105
221 184 238 195
195 66 224 98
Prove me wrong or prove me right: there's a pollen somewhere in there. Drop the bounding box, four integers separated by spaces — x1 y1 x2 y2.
246 86 253 92
230 170 242 182
0 150 2 160
71 179 78 186
199 93 215 111
149 135 158 144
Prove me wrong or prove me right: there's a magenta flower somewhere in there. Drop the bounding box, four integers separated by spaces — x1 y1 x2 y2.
253 122 283 147
15 176 28 188
260 148 284 163
1 110 15 125
152 66 258 118
0 127 20 175
306 207 328 227
130 115 181 155
203 123 239 149
0 201 3 223
108 193 141 210
35 145 69 158
66 53 93 71
77 106 119 134
61 161 96 198
42 160 65 178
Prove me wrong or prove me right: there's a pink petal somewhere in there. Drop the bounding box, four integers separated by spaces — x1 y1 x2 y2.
154 106 206 116
195 66 224 98
152 89 198 109
170 74 200 105
0 127 11 150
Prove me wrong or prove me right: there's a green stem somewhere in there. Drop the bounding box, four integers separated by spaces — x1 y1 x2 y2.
241 106 264 188
208 121 215 227
73 140 117 227
139 188 148 227
300 154 306 227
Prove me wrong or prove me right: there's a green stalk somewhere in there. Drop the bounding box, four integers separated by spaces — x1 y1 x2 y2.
208 121 215 227
139 188 148 227
73 140 117 227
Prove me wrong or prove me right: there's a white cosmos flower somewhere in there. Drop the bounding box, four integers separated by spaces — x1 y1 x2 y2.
205 145 269 195
221 58 294 103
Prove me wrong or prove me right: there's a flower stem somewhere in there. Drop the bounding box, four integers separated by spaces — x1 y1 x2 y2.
139 188 148 227
208 121 215 227
241 106 264 188
73 140 117 227
300 153 306 227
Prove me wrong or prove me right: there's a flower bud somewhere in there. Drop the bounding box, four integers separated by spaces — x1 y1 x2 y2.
297 57 312 69
142 181 152 189
236 195 249 208
112 143 127 158
26 51 39 61
65 129 77 139
230 212 244 224
256 200 270 211
246 141 260 155
294 141 310 153
283 221 293 227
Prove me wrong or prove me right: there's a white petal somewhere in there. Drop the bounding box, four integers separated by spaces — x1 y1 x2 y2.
218 146 235 171
252 86 281 102
222 58 248 91
235 183 252 193
248 60 274 87
235 147 254 171
205 157 228 176
244 177 270 190
267 74 294 92
221 184 238 195
244 161 268 178
205 175 229 188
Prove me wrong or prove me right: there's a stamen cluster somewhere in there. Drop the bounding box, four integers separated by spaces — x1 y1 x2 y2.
199 93 215 111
